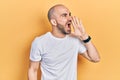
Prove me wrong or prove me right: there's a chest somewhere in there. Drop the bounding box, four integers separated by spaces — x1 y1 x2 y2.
40 39 78 64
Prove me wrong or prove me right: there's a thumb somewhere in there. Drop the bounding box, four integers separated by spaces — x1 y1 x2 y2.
69 32 77 37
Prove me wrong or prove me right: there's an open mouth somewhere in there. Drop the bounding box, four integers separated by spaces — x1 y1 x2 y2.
67 23 71 29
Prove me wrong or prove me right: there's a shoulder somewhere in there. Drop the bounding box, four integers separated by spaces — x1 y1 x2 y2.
32 32 50 46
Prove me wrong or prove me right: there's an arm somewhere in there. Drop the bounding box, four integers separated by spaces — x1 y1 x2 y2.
71 16 100 62
80 34 100 62
28 61 40 80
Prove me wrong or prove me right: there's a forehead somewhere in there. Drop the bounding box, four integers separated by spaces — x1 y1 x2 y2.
54 6 70 15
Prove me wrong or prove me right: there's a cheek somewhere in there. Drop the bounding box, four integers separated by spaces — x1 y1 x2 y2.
62 18 68 22
58 18 67 24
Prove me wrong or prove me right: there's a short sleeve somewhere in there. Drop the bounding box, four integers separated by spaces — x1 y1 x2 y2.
77 39 87 54
30 38 41 61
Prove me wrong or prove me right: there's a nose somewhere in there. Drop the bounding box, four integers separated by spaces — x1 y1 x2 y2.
68 16 72 22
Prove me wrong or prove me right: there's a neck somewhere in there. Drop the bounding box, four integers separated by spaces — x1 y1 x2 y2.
51 30 66 38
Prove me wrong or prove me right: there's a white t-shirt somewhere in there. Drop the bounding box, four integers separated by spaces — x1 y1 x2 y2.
30 32 86 80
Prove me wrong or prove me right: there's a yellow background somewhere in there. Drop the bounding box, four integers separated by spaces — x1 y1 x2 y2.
0 0 120 80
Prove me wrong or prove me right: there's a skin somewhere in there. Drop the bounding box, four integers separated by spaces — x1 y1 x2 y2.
28 4 100 80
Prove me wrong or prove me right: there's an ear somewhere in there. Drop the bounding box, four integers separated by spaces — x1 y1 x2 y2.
50 19 57 26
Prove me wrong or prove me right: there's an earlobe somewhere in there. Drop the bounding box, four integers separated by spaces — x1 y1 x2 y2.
50 19 57 26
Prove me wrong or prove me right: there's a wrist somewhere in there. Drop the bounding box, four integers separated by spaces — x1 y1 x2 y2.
79 33 91 43
82 35 91 43
80 33 89 40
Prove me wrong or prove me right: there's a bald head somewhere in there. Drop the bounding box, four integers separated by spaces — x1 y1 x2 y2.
47 4 68 21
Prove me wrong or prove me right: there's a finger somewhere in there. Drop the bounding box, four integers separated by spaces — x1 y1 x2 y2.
76 17 80 26
73 16 81 27
71 16 77 29
72 16 76 24
79 20 84 28
79 19 85 32
80 19 82 26
74 16 79 25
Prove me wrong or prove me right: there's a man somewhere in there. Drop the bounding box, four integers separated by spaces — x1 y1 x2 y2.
28 4 100 80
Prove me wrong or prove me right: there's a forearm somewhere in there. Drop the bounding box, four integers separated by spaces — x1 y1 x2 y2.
71 16 100 62
85 41 100 62
28 68 37 80
80 34 100 62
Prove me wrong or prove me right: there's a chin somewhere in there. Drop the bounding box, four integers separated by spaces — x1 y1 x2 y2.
65 30 71 34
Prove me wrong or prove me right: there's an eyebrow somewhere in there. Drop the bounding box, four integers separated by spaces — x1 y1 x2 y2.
61 12 71 16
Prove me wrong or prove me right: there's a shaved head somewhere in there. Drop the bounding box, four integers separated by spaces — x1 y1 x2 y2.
47 4 72 35
47 4 66 21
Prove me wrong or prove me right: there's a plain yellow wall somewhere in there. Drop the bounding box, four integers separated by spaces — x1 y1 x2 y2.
0 0 120 80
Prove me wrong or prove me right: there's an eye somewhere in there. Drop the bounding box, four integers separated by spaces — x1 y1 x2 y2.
61 13 67 17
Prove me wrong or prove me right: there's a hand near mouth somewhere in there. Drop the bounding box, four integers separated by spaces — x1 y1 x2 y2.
71 16 89 40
